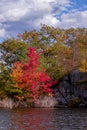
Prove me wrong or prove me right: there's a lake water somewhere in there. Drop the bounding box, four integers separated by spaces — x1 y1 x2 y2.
0 108 87 130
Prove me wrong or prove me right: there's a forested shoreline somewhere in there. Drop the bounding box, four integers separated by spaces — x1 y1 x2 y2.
0 25 87 108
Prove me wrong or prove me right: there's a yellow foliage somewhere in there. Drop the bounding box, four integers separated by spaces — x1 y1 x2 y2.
79 59 87 72
11 62 23 80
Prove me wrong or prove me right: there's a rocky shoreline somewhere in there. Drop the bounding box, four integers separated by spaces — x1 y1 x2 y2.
0 70 87 109
0 95 87 109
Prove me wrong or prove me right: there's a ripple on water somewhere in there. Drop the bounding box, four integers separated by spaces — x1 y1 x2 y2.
0 108 87 130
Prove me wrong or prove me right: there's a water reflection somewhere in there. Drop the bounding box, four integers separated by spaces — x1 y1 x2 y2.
0 108 87 130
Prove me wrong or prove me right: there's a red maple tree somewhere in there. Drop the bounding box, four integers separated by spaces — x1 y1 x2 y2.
12 47 57 100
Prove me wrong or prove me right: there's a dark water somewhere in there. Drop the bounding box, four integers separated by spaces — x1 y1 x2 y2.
0 108 87 130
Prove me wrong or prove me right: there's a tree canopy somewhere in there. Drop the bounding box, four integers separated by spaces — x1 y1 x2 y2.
0 25 87 101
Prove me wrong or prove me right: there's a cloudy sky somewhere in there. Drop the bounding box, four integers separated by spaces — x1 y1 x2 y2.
0 0 87 42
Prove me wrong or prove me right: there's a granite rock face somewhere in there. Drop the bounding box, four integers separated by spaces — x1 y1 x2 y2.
34 96 58 108
53 70 87 106
0 97 14 109
0 97 29 109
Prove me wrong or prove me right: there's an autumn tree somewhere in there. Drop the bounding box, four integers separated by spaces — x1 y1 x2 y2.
12 47 56 100
0 39 28 98
0 64 23 99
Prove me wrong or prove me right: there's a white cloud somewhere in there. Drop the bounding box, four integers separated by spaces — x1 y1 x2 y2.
58 10 87 28
0 0 30 22
0 0 87 38
0 28 6 38
33 15 59 27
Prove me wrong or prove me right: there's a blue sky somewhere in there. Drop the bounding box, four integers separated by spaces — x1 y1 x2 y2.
0 0 87 42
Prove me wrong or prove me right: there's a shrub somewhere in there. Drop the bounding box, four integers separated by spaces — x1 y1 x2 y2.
68 98 83 108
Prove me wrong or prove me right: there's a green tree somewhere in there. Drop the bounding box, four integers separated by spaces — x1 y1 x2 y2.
0 38 28 68
0 64 23 99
